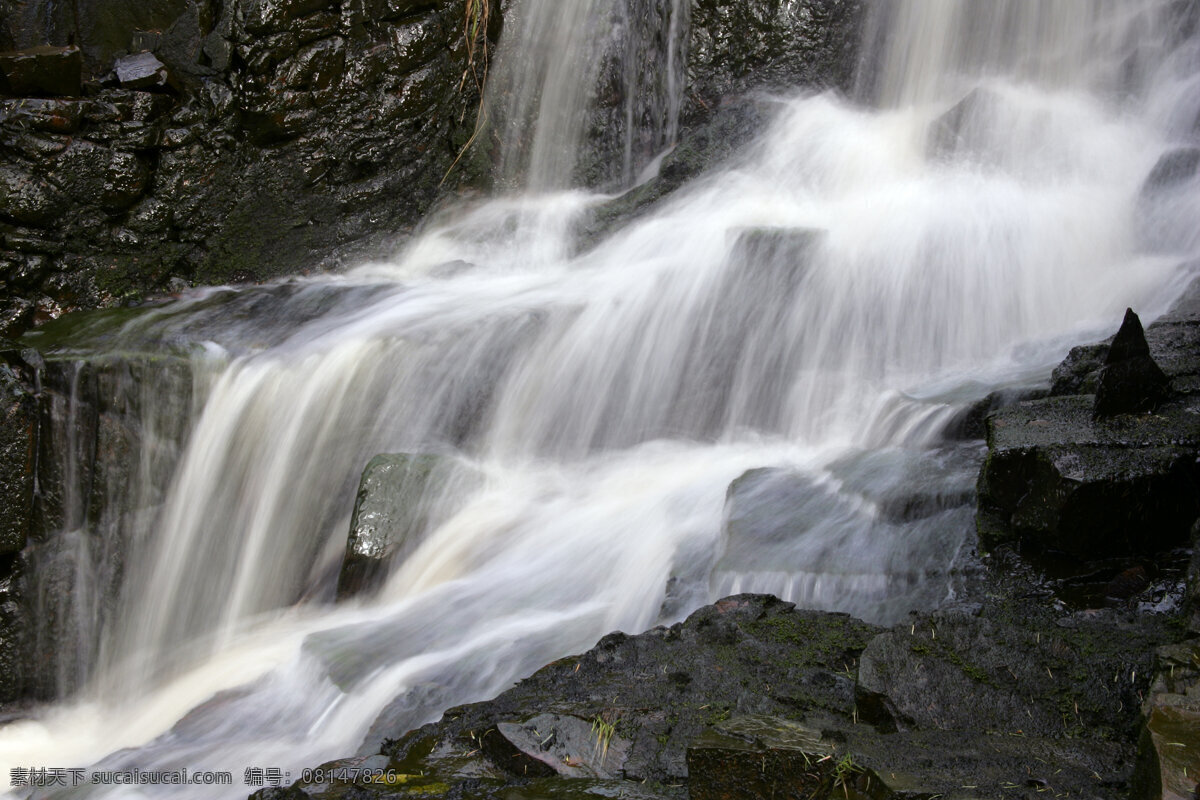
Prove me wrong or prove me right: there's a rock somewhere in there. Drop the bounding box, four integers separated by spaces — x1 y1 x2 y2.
493 713 631 779
1134 641 1200 800
283 590 1168 800
943 386 1049 440
686 716 841 800
337 453 473 600
0 551 27 704
1187 519 1200 634
977 395 1200 558
688 0 863 106
1104 565 1151 599
0 341 36 557
927 87 1003 159
0 45 82 96
112 52 171 90
978 287 1200 560
828 444 981 523
1093 308 1171 418
0 97 84 132
1142 147 1200 193
0 165 63 225
856 604 1156 739
1051 343 1109 396
690 713 1131 800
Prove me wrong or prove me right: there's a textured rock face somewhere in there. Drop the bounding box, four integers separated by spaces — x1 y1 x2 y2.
339 453 478 600
0 0 500 336
1093 308 1171 418
264 592 1173 800
977 279 1200 559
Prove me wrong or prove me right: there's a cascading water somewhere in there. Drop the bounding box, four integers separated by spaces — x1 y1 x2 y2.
4 0 1200 796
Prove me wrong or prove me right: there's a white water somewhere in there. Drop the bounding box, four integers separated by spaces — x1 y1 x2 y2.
5 0 1200 796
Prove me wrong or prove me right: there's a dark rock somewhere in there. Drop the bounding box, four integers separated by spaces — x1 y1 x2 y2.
979 287 1200 560
690 713 1131 800
0 341 36 556
337 453 459 600
0 97 84 132
112 52 171 90
1104 565 1150 599
688 0 863 107
1134 641 1200 800
1051 343 1108 396
284 589 1167 800
1093 308 1171 418
0 165 63 225
0 551 27 704
0 45 82 96
686 717 839 800
857 604 1158 739
977 395 1200 558
943 386 1049 440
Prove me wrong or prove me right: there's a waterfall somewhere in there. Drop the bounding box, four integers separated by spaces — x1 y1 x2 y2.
3 0 1199 796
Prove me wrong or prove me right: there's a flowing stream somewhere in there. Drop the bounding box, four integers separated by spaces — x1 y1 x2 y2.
3 0 1200 796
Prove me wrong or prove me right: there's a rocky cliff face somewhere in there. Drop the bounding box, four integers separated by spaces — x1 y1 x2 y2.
0 0 500 337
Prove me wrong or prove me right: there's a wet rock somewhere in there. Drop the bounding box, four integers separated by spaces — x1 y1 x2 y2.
0 45 82 96
493 713 631 778
285 589 1168 800
0 165 63 226
112 52 171 90
689 0 863 106
1093 308 1171 418
0 97 83 132
686 716 839 800
337 453 474 600
0 551 27 704
977 396 1200 558
1143 147 1200 193
857 605 1156 739
690 713 1131 800
1104 565 1151 599
0 341 36 556
1134 641 1200 800
1051 342 1109 396
828 444 981 523
978 288 1200 560
944 386 1049 440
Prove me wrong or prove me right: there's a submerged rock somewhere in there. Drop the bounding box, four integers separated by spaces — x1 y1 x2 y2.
1093 308 1171 418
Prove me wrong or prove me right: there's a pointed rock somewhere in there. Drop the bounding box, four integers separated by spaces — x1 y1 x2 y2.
1093 308 1170 418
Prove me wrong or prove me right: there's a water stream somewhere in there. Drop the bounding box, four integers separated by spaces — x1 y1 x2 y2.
3 0 1200 796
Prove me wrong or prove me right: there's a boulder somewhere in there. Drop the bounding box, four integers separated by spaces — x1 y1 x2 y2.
978 288 1200 559
112 52 171 90
337 453 473 599
976 395 1200 558
1134 641 1200 800
0 45 81 96
1093 308 1171 418
279 591 1169 800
